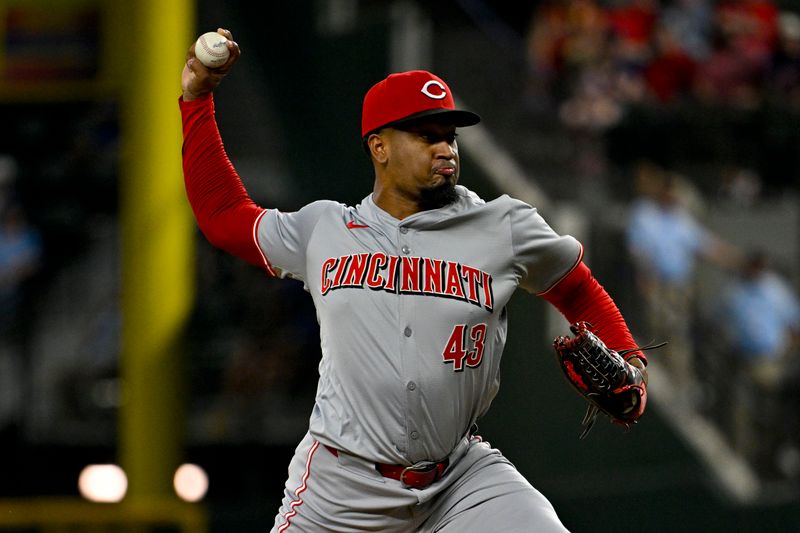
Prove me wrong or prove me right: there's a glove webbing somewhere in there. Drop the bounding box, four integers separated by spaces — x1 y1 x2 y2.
579 340 668 439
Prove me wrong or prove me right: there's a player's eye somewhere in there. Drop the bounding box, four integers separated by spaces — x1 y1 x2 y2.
420 132 458 144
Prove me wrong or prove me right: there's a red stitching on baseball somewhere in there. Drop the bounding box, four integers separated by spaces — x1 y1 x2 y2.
200 36 227 58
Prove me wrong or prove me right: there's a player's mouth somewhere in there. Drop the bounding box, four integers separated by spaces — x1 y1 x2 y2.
432 164 456 177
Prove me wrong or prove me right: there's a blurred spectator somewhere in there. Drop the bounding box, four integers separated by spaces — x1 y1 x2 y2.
527 0 656 131
717 164 763 208
659 0 714 62
719 250 800 379
0 155 43 434
716 0 779 63
643 17 699 103
0 156 16 215
693 24 765 107
0 205 42 330
767 10 800 107
558 52 628 131
606 0 659 68
716 249 800 473
0 157 43 340
524 0 570 111
625 159 742 402
524 0 611 112
693 0 778 108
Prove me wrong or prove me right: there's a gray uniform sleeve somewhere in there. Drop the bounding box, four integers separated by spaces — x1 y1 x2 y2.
256 200 342 281
510 200 582 294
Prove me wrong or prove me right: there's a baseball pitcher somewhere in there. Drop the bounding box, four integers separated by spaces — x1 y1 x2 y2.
180 29 649 533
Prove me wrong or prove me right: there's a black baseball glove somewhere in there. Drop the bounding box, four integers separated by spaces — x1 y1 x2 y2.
553 321 665 439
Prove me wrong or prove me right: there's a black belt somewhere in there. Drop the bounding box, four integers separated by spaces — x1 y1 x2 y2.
324 445 448 489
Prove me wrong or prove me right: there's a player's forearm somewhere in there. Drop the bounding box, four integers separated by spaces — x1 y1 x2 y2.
179 94 271 270
541 261 646 364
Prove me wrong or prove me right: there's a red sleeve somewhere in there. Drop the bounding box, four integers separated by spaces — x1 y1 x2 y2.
540 261 646 363
179 94 275 274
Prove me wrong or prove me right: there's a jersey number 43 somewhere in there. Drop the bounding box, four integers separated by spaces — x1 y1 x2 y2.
442 323 487 371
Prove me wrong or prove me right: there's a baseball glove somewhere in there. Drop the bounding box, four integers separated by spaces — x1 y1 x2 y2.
553 321 665 439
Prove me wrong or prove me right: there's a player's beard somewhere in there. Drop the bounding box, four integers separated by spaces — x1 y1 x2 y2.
419 181 458 211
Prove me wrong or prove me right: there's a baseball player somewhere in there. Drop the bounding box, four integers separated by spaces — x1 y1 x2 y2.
180 29 648 532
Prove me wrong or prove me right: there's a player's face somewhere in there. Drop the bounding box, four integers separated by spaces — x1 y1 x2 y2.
384 121 460 210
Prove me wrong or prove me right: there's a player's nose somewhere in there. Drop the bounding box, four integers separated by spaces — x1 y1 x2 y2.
433 142 457 160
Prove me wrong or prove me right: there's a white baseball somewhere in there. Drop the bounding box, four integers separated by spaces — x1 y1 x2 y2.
195 31 230 68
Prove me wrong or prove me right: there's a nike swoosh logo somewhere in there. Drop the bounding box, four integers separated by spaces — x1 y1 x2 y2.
346 221 369 229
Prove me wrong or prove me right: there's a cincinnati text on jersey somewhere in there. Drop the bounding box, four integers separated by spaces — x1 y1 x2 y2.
320 253 494 311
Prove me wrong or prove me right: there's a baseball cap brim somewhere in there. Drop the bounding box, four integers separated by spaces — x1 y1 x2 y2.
364 108 481 139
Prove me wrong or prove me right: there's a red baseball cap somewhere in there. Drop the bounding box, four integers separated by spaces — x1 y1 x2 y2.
361 70 480 138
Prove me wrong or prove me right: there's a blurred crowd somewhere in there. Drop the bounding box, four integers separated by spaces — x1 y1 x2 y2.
520 0 800 483
622 158 800 482
525 0 800 129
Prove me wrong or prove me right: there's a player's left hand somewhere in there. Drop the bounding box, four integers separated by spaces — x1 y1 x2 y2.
182 28 240 101
553 322 664 439
627 356 648 386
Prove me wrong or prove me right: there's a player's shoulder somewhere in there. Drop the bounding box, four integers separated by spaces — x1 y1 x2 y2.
267 200 348 232
453 190 552 232
293 199 348 218
301 199 346 211
456 187 519 210
480 192 543 217
490 193 532 208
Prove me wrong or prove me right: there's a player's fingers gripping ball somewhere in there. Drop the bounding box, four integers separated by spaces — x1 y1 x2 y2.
554 321 661 439
195 31 230 68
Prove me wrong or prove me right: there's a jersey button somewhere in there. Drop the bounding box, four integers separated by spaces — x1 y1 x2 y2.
399 227 409 234
410 431 419 440
407 381 416 391
404 327 412 337
401 245 410 254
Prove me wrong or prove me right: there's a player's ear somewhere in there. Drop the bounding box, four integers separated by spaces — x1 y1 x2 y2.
367 133 388 163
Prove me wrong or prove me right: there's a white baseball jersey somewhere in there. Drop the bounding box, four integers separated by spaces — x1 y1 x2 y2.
257 185 581 465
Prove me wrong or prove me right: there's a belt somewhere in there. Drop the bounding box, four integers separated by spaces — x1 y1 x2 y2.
324 445 448 489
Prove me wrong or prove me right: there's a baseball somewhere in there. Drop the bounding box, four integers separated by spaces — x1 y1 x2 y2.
195 31 230 68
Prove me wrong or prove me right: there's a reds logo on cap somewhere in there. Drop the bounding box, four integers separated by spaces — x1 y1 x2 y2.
421 80 447 100
361 70 480 138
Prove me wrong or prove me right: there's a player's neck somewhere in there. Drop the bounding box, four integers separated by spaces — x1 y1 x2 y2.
372 188 421 221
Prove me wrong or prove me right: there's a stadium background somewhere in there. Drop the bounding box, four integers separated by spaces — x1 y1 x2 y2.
0 0 798 531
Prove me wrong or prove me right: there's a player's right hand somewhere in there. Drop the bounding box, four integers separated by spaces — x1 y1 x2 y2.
182 28 240 102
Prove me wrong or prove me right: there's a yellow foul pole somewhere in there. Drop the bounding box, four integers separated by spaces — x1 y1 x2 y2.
119 0 195 499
